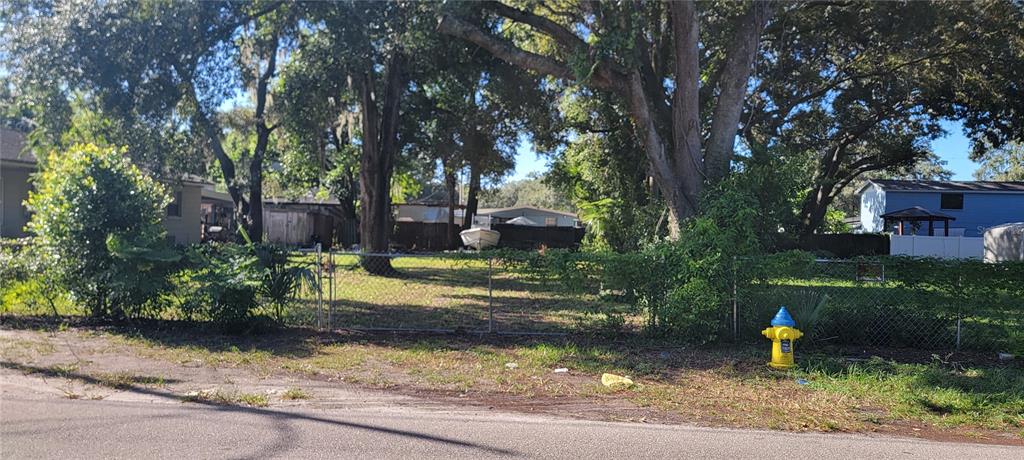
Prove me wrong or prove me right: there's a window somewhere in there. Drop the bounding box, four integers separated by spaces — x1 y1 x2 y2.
940 193 963 210
545 217 557 227
166 191 182 217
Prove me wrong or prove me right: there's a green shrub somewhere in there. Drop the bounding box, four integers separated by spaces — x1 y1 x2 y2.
0 238 32 287
27 144 179 318
492 183 766 343
252 244 317 322
174 241 315 326
176 243 262 324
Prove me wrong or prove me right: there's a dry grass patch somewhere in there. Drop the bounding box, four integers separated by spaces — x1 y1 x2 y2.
281 387 311 400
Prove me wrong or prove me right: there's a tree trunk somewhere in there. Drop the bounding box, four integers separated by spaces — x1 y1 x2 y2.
622 70 699 239
798 181 836 240
246 34 278 243
358 53 405 275
438 2 773 239
463 164 481 231
444 168 459 249
248 124 268 242
703 3 773 182
192 105 248 240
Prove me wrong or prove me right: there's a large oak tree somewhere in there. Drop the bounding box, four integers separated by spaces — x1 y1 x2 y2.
438 1 773 238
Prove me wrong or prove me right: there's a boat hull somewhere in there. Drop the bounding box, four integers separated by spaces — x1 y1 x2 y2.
460 228 500 250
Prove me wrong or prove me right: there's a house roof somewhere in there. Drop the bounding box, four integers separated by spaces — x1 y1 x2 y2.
201 186 234 204
2 128 211 188
264 193 341 206
407 188 460 206
880 206 956 221
476 205 578 219
394 202 466 209
862 179 1024 193
0 128 35 165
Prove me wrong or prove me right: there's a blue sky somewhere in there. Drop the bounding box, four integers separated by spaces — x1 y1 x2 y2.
510 119 981 181
930 120 978 180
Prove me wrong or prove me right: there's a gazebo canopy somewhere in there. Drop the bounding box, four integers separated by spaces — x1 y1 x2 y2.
880 206 955 221
881 206 955 236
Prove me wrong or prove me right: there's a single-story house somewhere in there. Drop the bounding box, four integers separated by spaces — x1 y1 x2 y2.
394 202 466 226
1 127 203 244
160 177 205 245
200 186 235 228
1 128 33 238
476 206 581 228
859 179 1024 237
391 203 583 251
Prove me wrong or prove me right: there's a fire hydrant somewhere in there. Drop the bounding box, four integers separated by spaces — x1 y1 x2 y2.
762 306 803 370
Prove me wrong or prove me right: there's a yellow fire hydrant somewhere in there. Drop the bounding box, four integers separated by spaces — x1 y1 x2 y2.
762 306 803 370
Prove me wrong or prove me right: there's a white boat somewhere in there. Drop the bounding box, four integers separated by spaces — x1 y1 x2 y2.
460 227 500 250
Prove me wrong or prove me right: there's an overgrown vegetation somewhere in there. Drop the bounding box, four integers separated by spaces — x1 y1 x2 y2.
26 144 178 318
2 145 316 327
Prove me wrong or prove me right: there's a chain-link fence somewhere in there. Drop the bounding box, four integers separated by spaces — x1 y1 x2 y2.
734 257 1024 351
285 247 1022 351
288 248 608 334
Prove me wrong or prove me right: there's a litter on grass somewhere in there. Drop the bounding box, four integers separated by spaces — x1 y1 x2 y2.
553 368 569 373
505 362 518 369
601 373 634 388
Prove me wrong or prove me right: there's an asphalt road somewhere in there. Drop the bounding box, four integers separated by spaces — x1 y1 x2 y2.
2 395 1022 459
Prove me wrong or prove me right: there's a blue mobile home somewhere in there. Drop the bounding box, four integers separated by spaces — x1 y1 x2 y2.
859 180 1024 237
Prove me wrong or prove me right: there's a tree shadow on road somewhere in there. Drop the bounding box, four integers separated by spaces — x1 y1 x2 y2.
0 360 519 457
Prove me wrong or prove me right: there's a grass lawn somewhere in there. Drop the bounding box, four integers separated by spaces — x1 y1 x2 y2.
287 253 629 333
3 253 1022 442
9 320 1014 442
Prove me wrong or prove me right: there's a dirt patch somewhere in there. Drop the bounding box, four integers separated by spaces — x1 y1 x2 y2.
1 323 1021 447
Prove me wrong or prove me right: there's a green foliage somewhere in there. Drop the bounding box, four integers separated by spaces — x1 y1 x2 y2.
546 90 664 252
27 144 179 318
0 239 74 316
491 183 767 343
252 244 318 322
176 243 262 325
739 253 1024 352
823 209 851 234
974 142 1024 181
478 173 574 212
174 237 316 326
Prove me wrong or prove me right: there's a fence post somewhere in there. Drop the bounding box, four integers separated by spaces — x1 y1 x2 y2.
955 266 962 351
316 243 323 330
328 248 334 330
487 257 495 334
732 256 738 341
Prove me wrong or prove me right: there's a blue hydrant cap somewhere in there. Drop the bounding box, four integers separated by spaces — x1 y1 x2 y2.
770 306 797 327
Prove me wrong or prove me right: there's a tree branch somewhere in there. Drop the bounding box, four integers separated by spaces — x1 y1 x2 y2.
437 15 577 83
483 1 587 52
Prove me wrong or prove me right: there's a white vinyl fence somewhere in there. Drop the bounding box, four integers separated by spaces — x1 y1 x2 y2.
890 235 983 259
